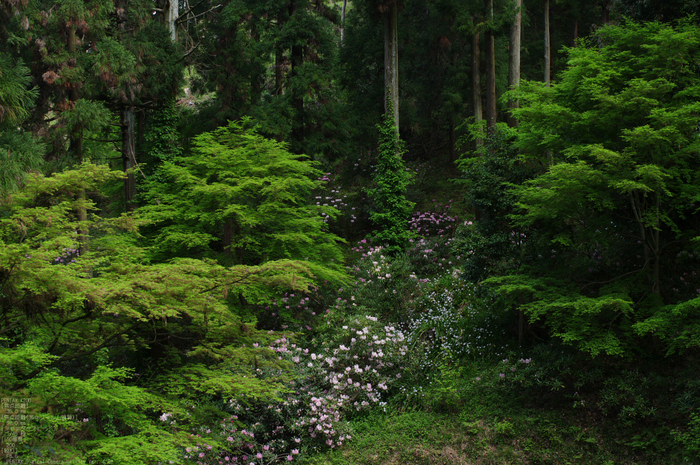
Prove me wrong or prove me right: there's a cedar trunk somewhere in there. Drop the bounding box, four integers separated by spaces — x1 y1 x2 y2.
168 0 178 41
68 23 87 254
384 4 399 135
472 27 483 148
507 0 522 128
485 0 497 135
341 0 347 43
544 0 551 86
122 106 137 211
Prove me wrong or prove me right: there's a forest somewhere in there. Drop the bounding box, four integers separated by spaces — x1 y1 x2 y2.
1 0 700 463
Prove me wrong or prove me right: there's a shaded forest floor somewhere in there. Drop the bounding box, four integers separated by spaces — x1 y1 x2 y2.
302 380 689 465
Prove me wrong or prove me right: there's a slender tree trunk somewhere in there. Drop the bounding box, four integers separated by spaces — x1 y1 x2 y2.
571 18 579 46
291 43 304 144
507 0 522 128
167 0 178 42
122 106 137 211
630 192 658 295
544 0 551 86
275 10 285 95
289 0 304 145
383 3 399 135
485 0 497 135
249 21 263 108
77 188 88 256
67 24 83 159
340 0 347 44
117 0 136 210
223 218 235 261
275 49 284 95
472 26 483 148
137 109 145 157
652 193 661 295
68 23 88 254
601 0 610 24
449 120 456 162
518 309 525 345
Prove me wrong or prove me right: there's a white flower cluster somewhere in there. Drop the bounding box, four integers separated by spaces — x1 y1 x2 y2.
267 315 408 448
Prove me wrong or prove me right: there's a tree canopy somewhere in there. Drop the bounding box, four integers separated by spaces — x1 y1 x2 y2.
486 20 700 357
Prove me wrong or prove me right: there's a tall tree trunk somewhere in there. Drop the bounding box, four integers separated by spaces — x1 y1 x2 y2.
383 3 399 135
449 120 456 162
248 20 263 108
77 188 88 256
544 0 551 86
122 106 137 211
652 193 661 295
275 48 284 95
167 0 178 42
137 109 145 158
518 309 525 345
291 42 304 145
507 0 522 128
485 0 497 135
275 10 285 95
223 218 235 262
68 22 87 254
67 24 83 160
571 18 579 46
472 26 483 148
340 0 347 44
117 0 136 210
601 0 610 24
289 1 304 146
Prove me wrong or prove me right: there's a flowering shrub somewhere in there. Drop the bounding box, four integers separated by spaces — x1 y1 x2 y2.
181 408 303 464
408 201 459 238
347 244 421 320
287 314 409 423
404 235 459 278
257 283 341 332
310 315 408 404
313 173 353 225
178 315 409 464
404 276 507 364
312 170 370 243
484 345 585 402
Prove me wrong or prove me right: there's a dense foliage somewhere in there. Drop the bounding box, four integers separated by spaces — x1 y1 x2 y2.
366 108 414 253
1 1 700 463
492 20 700 358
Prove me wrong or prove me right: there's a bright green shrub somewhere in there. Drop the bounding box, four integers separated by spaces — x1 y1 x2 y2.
140 118 347 286
0 163 327 463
